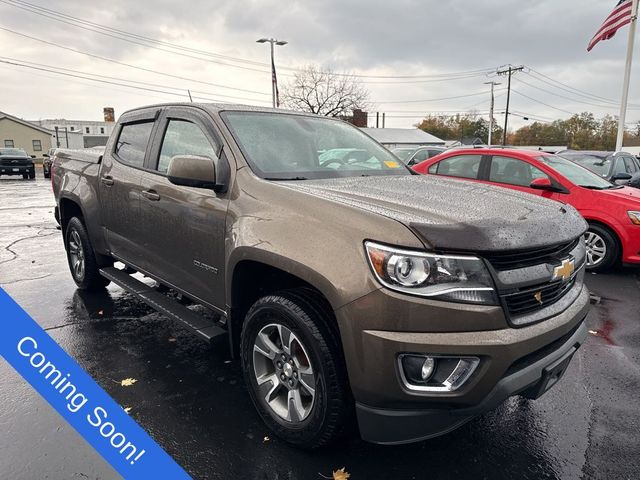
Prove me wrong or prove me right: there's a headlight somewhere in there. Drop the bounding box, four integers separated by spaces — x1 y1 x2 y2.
365 241 498 305
628 211 640 225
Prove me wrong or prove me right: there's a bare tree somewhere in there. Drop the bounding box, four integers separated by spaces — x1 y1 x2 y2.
281 66 371 117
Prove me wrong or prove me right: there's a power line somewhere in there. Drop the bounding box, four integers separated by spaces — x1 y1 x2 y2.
510 89 576 115
1 0 499 82
0 26 272 96
0 56 272 103
0 0 280 75
526 67 622 104
514 75 640 110
0 58 270 104
376 89 506 104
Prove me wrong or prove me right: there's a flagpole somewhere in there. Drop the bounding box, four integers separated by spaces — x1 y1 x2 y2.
616 0 639 151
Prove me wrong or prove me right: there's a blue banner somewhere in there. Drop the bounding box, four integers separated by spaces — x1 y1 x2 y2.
0 288 191 480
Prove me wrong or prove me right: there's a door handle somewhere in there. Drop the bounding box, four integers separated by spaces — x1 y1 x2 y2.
141 190 160 201
101 176 114 186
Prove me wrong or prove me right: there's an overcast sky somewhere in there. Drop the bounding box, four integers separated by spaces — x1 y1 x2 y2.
0 0 638 130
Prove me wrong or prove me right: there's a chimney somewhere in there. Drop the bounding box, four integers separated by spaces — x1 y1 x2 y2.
103 107 115 123
352 109 368 128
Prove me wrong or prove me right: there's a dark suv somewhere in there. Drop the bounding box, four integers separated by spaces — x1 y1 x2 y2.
559 150 640 188
0 148 35 179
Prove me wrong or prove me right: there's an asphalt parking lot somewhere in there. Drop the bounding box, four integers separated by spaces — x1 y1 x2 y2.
1 172 639 480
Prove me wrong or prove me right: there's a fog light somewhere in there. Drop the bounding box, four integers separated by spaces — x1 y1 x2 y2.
399 354 480 393
421 357 435 381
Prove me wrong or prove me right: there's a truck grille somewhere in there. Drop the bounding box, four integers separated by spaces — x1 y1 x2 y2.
0 158 31 166
503 277 577 316
484 238 580 271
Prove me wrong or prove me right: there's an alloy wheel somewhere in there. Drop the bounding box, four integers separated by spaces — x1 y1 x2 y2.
252 323 316 423
68 229 85 280
585 230 607 268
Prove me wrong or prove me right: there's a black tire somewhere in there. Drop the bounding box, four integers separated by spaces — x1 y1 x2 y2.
28 171 35 179
585 223 619 272
65 217 111 290
240 289 351 449
22 173 28 179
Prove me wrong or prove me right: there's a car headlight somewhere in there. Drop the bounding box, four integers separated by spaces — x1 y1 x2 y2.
628 211 640 225
365 241 498 305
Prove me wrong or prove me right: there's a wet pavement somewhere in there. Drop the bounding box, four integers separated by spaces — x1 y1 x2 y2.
1 172 640 480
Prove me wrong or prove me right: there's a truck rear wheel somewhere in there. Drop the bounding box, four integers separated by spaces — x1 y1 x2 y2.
240 289 351 448
65 217 111 290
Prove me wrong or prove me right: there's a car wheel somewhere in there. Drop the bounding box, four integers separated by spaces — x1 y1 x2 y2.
65 217 111 290
241 289 351 449
29 171 35 179
584 224 619 272
22 173 28 179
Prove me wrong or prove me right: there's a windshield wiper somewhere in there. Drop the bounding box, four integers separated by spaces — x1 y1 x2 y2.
264 176 308 181
578 185 606 190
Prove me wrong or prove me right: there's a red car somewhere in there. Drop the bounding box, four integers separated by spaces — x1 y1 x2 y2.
413 148 640 271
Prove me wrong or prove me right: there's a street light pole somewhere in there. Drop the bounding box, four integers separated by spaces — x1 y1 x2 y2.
256 38 288 108
484 81 500 146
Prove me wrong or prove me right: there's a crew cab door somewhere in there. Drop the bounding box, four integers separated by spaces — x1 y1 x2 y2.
100 110 158 262
137 107 230 312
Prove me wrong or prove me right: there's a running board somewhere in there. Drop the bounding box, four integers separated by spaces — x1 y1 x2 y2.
99 267 227 343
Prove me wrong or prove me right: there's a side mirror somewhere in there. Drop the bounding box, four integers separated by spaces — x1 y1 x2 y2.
611 172 632 182
529 177 555 190
43 153 49 158
167 155 217 190
30 155 36 159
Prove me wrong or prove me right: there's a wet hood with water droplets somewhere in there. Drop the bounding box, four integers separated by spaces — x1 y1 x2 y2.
281 175 587 252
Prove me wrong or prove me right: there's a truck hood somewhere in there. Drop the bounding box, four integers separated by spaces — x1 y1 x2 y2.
281 175 587 252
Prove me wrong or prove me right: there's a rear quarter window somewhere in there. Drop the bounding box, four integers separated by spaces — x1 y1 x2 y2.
114 121 154 167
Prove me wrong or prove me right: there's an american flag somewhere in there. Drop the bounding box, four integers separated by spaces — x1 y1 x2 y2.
587 0 635 51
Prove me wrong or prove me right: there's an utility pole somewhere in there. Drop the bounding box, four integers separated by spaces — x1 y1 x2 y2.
382 112 386 128
484 81 501 146
256 38 288 108
496 65 524 145
54 126 60 148
64 127 69 148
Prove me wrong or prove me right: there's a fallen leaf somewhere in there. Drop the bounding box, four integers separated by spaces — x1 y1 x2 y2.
263 436 270 443
124 407 132 414
168 338 177 343
120 378 137 387
589 330 598 335
97 310 104 316
333 468 350 480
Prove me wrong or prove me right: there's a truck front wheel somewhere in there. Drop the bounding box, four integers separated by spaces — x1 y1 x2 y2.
65 217 111 290
240 290 351 448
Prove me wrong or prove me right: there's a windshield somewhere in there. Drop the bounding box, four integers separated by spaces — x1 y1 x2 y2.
0 148 28 157
557 152 611 177
391 148 417 161
222 111 410 180
536 155 615 189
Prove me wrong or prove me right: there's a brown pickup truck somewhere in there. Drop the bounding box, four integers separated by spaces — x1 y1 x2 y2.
53 103 591 448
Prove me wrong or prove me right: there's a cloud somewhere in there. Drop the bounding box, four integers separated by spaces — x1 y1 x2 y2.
0 0 638 129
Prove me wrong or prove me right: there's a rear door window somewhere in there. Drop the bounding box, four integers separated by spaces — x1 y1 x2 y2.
489 155 549 187
432 154 482 179
114 121 154 167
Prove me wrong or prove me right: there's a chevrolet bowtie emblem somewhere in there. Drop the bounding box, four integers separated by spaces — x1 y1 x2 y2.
533 291 543 304
552 258 575 282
